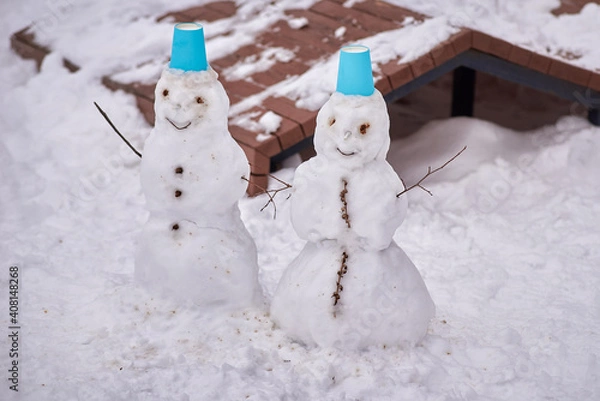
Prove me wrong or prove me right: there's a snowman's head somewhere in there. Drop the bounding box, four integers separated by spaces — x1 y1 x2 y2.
154 68 229 133
314 90 390 169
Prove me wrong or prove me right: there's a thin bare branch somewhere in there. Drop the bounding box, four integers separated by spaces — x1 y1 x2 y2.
397 146 467 198
242 174 292 219
94 102 142 158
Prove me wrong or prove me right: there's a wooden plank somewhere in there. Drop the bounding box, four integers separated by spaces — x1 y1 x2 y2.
229 124 282 158
258 31 324 63
409 53 435 78
220 78 263 103
508 45 533 67
237 142 271 176
374 74 393 94
548 59 592 87
472 31 512 59
158 1 236 22
10 27 49 70
588 73 600 92
263 96 317 138
230 105 305 154
102 76 155 101
351 0 427 23
246 173 269 196
275 116 305 150
379 61 414 88
528 52 552 74
430 41 456 67
156 12 192 23
310 0 400 33
285 9 370 42
211 44 262 70
205 1 237 18
551 0 600 16
136 96 155 126
270 20 340 54
250 60 310 88
449 29 472 55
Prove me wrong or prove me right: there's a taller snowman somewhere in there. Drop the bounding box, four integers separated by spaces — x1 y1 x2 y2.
135 23 261 309
271 45 435 349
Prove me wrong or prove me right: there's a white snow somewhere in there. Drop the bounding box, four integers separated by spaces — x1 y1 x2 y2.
385 0 600 70
258 110 283 135
287 16 309 29
334 26 347 39
1 0 600 400
223 47 296 82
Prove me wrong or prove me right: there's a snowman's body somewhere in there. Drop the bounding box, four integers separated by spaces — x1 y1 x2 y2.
270 91 434 348
135 68 260 309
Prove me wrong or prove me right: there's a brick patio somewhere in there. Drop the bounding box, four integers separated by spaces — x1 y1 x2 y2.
11 0 600 195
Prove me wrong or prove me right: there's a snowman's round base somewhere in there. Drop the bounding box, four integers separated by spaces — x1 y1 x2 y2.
135 215 261 310
270 240 435 349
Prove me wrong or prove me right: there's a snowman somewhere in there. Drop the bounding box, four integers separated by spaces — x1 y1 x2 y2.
270 45 435 349
135 23 261 309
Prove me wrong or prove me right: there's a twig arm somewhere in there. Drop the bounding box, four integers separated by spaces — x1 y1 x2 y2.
241 174 292 219
94 102 142 158
397 146 467 198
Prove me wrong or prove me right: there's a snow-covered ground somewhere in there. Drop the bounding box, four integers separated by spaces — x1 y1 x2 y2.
1 0 599 400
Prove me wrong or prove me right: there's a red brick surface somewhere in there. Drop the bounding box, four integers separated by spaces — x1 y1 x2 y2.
380 61 414 88
263 96 316 138
211 44 261 70
528 53 552 74
251 60 310 88
430 41 456 67
588 73 600 92
246 173 269 196
136 96 155 126
548 59 592 87
374 74 393 94
310 0 399 33
508 46 533 67
352 0 427 23
237 142 271 176
410 53 435 78
229 124 282 158
449 29 472 55
158 1 236 22
472 32 513 59
12 0 600 197
286 9 368 43
220 79 263 103
275 116 305 150
551 0 600 15
10 28 49 69
205 1 237 18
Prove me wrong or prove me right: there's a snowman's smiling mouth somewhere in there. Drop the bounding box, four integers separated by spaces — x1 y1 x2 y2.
166 118 191 131
337 148 356 157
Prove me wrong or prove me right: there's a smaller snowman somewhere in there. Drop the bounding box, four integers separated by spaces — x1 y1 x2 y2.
135 23 261 310
270 45 435 349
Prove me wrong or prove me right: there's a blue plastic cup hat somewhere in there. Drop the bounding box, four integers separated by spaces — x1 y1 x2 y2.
169 22 209 71
336 44 374 96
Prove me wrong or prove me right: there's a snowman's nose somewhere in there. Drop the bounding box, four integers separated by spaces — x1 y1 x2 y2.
343 131 352 140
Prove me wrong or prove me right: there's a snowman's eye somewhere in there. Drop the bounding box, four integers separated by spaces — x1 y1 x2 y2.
162 89 169 97
196 96 204 104
329 117 336 126
359 123 370 135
